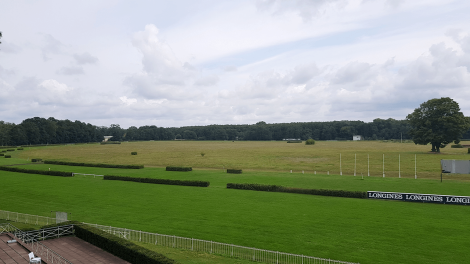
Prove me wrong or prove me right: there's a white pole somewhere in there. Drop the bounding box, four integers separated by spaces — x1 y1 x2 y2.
354 153 356 176
340 153 342 176
383 154 385 178
415 154 417 179
368 154 370 176
399 154 401 178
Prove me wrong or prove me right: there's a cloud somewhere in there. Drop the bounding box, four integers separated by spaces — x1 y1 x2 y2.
57 66 84 75
256 0 348 21
73 52 99 65
38 79 74 93
194 75 219 86
41 34 64 61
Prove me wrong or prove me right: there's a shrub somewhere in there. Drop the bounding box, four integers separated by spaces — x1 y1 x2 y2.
226 183 367 199
305 139 316 145
451 144 463 148
100 141 121 145
0 153 3 156
6 149 15 151
166 166 192 172
17 147 24 150
468 148 470 154
44 160 143 169
131 152 137 155
5 155 11 158
31 158 43 162
0 166 73 177
287 140 302 143
227 169 242 174
200 152 205 157
74 224 176 264
104 175 209 187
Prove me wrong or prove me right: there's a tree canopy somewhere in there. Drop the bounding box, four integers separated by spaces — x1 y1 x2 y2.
406 97 470 152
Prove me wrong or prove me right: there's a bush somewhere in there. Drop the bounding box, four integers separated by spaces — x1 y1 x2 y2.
305 139 316 145
287 140 302 143
6 149 15 151
44 160 143 169
131 152 137 155
17 147 24 150
31 158 43 162
468 148 470 154
100 141 121 144
74 224 176 264
104 175 209 187
451 144 463 148
0 153 3 156
226 183 367 199
166 166 192 172
0 166 73 177
227 169 242 174
4 155 11 158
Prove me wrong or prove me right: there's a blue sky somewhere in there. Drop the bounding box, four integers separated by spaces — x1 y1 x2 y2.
1 0 470 128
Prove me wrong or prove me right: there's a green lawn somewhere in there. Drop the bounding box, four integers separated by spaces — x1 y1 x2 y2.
1 170 470 264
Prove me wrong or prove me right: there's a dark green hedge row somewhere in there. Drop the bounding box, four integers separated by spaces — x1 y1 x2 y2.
166 166 192 171
7 149 15 151
74 224 176 264
31 158 43 162
4 155 11 158
17 148 24 150
131 152 137 155
227 169 242 174
0 153 3 156
0 166 73 177
100 141 121 144
44 160 144 169
104 175 210 187
287 140 302 143
226 183 366 199
451 144 463 148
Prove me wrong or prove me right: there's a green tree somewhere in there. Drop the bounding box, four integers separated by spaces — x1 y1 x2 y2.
406 97 470 152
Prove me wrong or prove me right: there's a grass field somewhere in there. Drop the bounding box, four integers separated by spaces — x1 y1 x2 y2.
10 140 470 179
1 141 470 263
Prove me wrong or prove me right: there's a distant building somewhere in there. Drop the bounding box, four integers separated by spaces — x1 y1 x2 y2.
353 135 363 141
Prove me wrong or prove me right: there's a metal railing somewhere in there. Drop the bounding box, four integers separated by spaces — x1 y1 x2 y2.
0 210 57 226
1 210 360 264
0 222 73 264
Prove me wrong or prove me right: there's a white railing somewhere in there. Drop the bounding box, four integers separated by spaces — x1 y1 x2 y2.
72 173 104 178
0 210 57 226
0 222 73 264
1 210 360 264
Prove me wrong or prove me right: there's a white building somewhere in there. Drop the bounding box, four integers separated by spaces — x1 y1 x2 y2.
353 135 363 141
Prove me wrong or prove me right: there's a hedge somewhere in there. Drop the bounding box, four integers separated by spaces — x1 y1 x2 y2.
17 147 24 150
287 140 302 143
166 166 192 172
104 175 210 187
227 169 242 174
6 149 15 151
451 144 463 148
44 160 144 169
100 141 121 145
131 152 137 155
0 166 73 177
74 224 176 264
0 153 4 156
226 183 367 199
4 155 11 158
31 158 43 162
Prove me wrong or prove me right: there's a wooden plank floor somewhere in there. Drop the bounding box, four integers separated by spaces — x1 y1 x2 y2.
41 236 130 264
0 233 30 264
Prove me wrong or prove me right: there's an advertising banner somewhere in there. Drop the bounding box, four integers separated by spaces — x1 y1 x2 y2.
367 191 470 205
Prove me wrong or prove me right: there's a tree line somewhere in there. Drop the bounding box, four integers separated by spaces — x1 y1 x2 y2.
1 116 470 146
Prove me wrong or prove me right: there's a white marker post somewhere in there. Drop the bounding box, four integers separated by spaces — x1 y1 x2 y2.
340 153 342 176
399 154 401 178
383 154 385 178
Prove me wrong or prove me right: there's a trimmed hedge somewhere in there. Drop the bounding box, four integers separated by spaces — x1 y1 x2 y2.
0 166 73 177
226 183 367 199
0 153 4 156
104 175 210 187
4 155 11 158
451 144 463 148
100 141 121 145
6 149 15 151
31 158 43 162
227 169 242 174
305 139 316 145
44 160 143 169
74 224 176 264
131 152 137 155
287 140 302 143
166 166 192 172
17 147 24 150
468 148 470 154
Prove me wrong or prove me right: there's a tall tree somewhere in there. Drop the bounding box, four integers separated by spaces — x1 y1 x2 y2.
406 97 470 152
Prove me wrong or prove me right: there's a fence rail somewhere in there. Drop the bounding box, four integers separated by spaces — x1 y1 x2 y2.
1 210 360 264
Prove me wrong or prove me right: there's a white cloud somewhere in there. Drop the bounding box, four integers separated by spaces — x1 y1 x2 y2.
38 79 73 93
74 52 98 65
57 66 84 75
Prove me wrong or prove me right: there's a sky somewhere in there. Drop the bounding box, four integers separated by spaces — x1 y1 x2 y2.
1 0 470 128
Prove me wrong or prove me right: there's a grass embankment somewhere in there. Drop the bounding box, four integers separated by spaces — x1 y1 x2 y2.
1 170 470 264
12 140 470 179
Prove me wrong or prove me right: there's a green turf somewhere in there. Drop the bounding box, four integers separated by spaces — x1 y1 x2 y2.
1 171 470 264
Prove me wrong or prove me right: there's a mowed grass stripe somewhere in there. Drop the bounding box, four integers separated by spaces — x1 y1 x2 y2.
1 171 469 264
